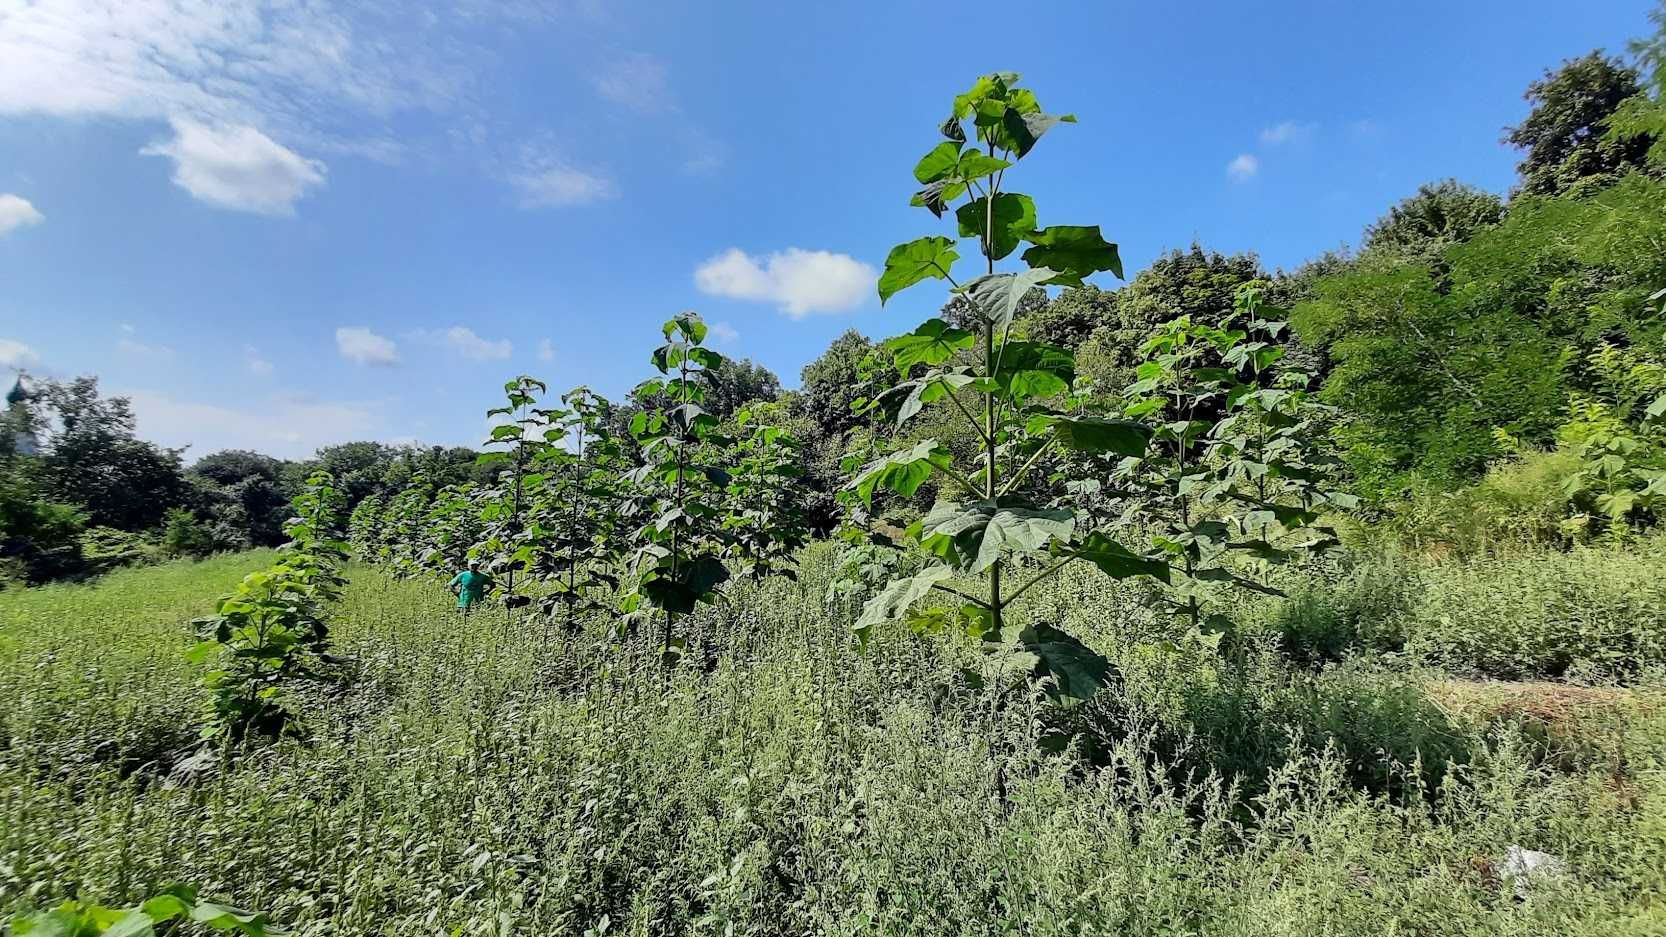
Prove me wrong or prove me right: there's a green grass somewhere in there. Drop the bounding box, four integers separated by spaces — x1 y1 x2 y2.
2 547 1665 935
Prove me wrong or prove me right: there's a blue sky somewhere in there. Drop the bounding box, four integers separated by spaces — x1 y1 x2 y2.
0 0 1656 459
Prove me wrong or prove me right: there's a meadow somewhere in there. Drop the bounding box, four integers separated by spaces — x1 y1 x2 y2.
2 541 1663 936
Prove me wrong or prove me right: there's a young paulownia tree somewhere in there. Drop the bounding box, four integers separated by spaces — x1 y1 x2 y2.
845 72 1165 706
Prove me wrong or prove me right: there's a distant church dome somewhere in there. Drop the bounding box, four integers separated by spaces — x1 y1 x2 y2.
6 375 38 456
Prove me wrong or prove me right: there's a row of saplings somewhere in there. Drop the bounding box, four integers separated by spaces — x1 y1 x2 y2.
10 71 1355 937
184 75 1354 759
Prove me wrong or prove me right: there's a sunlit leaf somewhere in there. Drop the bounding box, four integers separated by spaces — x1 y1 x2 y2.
878 237 960 304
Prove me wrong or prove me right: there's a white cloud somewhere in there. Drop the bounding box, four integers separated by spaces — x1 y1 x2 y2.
141 118 325 215
591 51 670 112
1259 121 1316 145
511 163 616 208
244 345 274 376
336 326 399 366
0 339 40 368
1227 153 1260 182
0 0 477 144
125 388 385 459
117 337 174 360
694 247 874 318
0 194 44 235
537 338 555 362
709 321 739 345
415 326 512 361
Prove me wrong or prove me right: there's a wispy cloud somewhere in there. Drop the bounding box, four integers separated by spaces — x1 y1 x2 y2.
336 326 399 366
415 326 513 361
537 338 555 362
0 194 44 235
1227 153 1260 182
0 339 39 369
244 345 274 376
1259 120 1317 146
0 1 591 209
141 118 326 215
710 321 739 345
694 247 874 318
511 163 617 208
591 51 671 113
116 331 174 360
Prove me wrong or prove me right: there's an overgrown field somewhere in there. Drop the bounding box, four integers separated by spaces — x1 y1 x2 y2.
2 544 1664 936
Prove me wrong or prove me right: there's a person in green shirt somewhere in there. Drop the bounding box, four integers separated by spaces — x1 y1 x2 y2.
448 561 494 615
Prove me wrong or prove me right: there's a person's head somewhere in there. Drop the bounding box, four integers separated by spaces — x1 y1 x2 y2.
467 560 479 572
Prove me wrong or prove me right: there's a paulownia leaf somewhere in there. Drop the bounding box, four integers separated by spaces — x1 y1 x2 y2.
846 440 952 507
1070 532 1169 581
1018 623 1110 707
662 311 707 344
1021 225 1123 284
1191 566 1284 596
898 370 979 424
1027 414 1151 457
640 555 731 613
919 500 1075 573
854 567 954 648
964 267 1056 330
885 319 975 372
879 237 960 304
914 141 962 183
956 193 1036 261
992 341 1074 400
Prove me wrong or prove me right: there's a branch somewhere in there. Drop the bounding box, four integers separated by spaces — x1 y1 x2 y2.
1005 554 1076 606
929 581 992 609
998 436 1057 497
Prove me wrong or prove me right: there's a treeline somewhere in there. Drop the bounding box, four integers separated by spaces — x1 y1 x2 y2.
0 380 489 584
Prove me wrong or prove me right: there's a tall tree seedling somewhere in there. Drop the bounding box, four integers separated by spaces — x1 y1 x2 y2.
847 72 1164 705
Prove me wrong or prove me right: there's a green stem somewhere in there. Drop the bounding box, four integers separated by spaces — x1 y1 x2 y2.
1005 554 1075 607
999 437 1057 498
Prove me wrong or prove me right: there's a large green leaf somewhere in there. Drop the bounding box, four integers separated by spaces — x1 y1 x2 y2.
956 193 1036 261
1018 623 1111 707
992 341 1074 400
897 370 979 424
952 73 1019 119
878 237 960 304
1001 110 1077 158
854 567 954 648
846 440 952 507
1028 415 1151 457
913 141 962 183
919 500 1075 573
640 555 731 613
1192 566 1284 597
1071 532 1169 581
952 151 1012 181
663 311 707 344
910 180 967 218
964 267 1056 330
884 318 975 371
1021 225 1123 284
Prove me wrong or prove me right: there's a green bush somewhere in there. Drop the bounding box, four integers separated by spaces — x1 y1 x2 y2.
1405 543 1666 680
1387 448 1583 555
78 526 158 573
